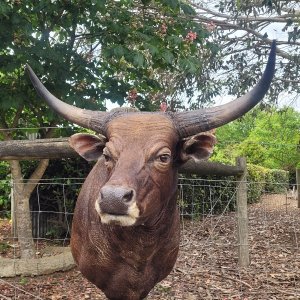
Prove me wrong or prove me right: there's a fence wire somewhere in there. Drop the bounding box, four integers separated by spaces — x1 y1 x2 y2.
0 178 299 299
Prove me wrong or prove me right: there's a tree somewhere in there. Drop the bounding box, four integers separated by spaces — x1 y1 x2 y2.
212 109 260 164
0 0 214 258
213 107 300 174
187 0 300 108
238 107 300 171
0 0 102 258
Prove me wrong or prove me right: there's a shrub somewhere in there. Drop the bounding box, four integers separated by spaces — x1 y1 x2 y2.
178 175 236 218
247 164 289 203
265 169 289 193
178 163 289 218
247 164 267 204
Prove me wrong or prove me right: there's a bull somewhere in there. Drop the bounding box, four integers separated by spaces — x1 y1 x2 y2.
26 41 275 300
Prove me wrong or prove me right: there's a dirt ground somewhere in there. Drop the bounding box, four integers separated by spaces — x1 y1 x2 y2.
1 194 300 300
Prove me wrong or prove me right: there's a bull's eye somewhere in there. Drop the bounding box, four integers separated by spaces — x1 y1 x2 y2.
102 148 113 164
103 153 111 162
159 154 171 163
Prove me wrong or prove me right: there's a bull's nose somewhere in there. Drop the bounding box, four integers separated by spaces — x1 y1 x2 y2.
99 186 135 215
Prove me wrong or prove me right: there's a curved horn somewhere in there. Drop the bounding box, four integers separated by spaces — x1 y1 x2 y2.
174 40 276 138
26 64 108 135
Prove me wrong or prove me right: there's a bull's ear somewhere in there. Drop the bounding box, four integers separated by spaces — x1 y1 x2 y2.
180 130 217 162
69 133 107 161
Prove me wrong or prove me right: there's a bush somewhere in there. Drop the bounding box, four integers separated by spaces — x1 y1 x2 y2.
247 164 289 203
178 163 290 218
265 169 289 193
247 164 267 204
178 175 236 218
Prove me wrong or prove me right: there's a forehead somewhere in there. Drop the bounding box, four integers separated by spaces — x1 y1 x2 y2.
106 113 178 146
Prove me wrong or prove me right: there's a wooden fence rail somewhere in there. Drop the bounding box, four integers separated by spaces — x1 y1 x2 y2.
1 138 249 267
0 138 76 160
0 138 244 176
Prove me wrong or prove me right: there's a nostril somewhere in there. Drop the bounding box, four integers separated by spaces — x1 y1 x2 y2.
123 190 134 203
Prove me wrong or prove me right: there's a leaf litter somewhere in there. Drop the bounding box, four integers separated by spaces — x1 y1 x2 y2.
1 194 300 299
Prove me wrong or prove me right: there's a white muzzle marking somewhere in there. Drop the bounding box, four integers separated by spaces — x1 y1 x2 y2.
95 200 140 226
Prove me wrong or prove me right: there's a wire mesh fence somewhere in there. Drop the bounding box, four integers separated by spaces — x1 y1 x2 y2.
0 177 299 299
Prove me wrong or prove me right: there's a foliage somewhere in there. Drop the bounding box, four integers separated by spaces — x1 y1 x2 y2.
179 163 289 218
0 161 11 216
213 107 300 176
178 175 236 218
212 107 297 202
0 0 218 129
212 109 260 164
92 0 217 108
1 0 299 130
247 164 289 203
265 168 289 194
237 107 300 173
247 164 268 204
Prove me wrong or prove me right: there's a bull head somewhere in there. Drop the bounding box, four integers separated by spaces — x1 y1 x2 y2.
26 41 276 228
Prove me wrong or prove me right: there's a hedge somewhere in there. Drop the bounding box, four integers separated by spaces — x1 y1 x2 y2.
178 164 289 218
247 164 289 203
178 175 236 219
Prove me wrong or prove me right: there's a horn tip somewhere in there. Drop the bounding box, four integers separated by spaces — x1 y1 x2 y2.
266 40 276 79
25 63 35 79
25 63 31 71
270 40 276 59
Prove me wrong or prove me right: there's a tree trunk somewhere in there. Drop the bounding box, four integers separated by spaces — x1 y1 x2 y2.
10 160 35 259
10 159 49 259
15 186 36 259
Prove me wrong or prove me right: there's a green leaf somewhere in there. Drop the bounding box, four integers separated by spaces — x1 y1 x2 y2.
133 52 145 67
113 45 125 58
162 0 179 9
145 43 159 56
161 50 174 64
136 32 152 42
140 0 152 5
178 57 198 73
167 35 182 46
180 3 196 15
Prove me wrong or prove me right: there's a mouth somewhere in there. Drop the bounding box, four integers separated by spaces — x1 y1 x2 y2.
98 212 138 226
95 201 140 226
104 212 127 216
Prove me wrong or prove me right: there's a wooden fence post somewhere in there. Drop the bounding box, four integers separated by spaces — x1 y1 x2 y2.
236 157 249 267
297 168 300 208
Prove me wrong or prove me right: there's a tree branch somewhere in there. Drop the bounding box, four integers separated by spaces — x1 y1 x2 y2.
9 160 23 185
187 1 299 61
0 119 10 140
189 2 298 23
24 159 49 198
11 105 24 129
